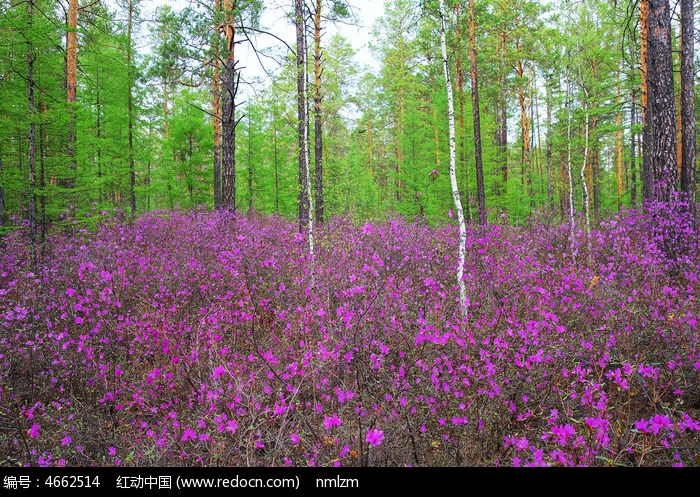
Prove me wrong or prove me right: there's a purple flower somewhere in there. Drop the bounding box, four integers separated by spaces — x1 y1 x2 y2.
649 415 672 434
635 419 650 433
28 423 40 439
212 365 226 379
366 429 384 447
551 424 575 445
181 429 197 442
323 413 342 430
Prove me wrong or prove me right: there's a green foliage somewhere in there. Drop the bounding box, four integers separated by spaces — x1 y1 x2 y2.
0 0 694 233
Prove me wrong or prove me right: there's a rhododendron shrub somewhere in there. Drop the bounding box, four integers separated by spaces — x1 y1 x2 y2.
1 207 698 467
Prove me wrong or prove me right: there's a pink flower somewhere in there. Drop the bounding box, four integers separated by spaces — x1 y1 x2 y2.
649 414 673 434
366 428 384 447
323 413 342 430
28 423 41 438
290 433 301 444
108 446 117 456
212 365 226 379
181 428 197 442
634 419 650 433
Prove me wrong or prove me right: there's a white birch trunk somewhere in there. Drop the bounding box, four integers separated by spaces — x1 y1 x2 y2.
438 0 468 325
566 69 576 264
302 15 315 288
579 83 592 262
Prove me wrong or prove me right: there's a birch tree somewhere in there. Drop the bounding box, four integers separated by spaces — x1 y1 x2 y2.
296 0 315 286
438 0 468 324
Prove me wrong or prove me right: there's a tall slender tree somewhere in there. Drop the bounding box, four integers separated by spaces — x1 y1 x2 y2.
212 0 223 209
679 0 695 216
645 0 677 202
312 0 324 224
438 0 468 325
296 0 315 285
65 0 78 191
27 0 38 265
468 0 485 225
219 0 239 211
296 0 310 231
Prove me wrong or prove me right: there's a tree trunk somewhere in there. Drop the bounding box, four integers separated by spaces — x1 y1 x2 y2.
296 0 315 286
313 0 324 224
640 0 653 201
212 0 223 209
127 0 136 219
221 1 238 211
0 141 4 227
566 66 576 260
497 6 508 185
454 1 470 219
65 0 78 191
273 124 279 213
247 116 254 212
680 0 696 215
438 0 468 325
296 0 310 231
630 90 637 206
616 76 623 210
96 66 103 203
545 73 553 210
468 0 485 225
517 56 530 190
27 0 38 267
646 0 677 201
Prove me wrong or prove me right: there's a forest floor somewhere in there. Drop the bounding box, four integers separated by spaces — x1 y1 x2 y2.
1 206 699 467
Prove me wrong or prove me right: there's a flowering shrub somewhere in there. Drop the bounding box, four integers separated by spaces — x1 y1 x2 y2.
0 206 698 467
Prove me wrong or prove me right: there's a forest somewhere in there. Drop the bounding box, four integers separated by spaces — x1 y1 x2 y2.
0 0 699 468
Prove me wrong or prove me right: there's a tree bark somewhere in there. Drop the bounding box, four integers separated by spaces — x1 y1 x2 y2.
313 0 324 224
220 1 238 211
221 56 238 210
517 57 530 188
468 0 485 225
680 0 696 214
0 141 4 227
27 0 38 266
640 0 652 201
296 0 310 231
212 0 223 209
545 73 553 210
646 0 677 201
630 90 637 206
65 0 78 191
127 0 136 219
497 3 508 185
438 0 468 325
296 0 315 286
616 77 623 210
